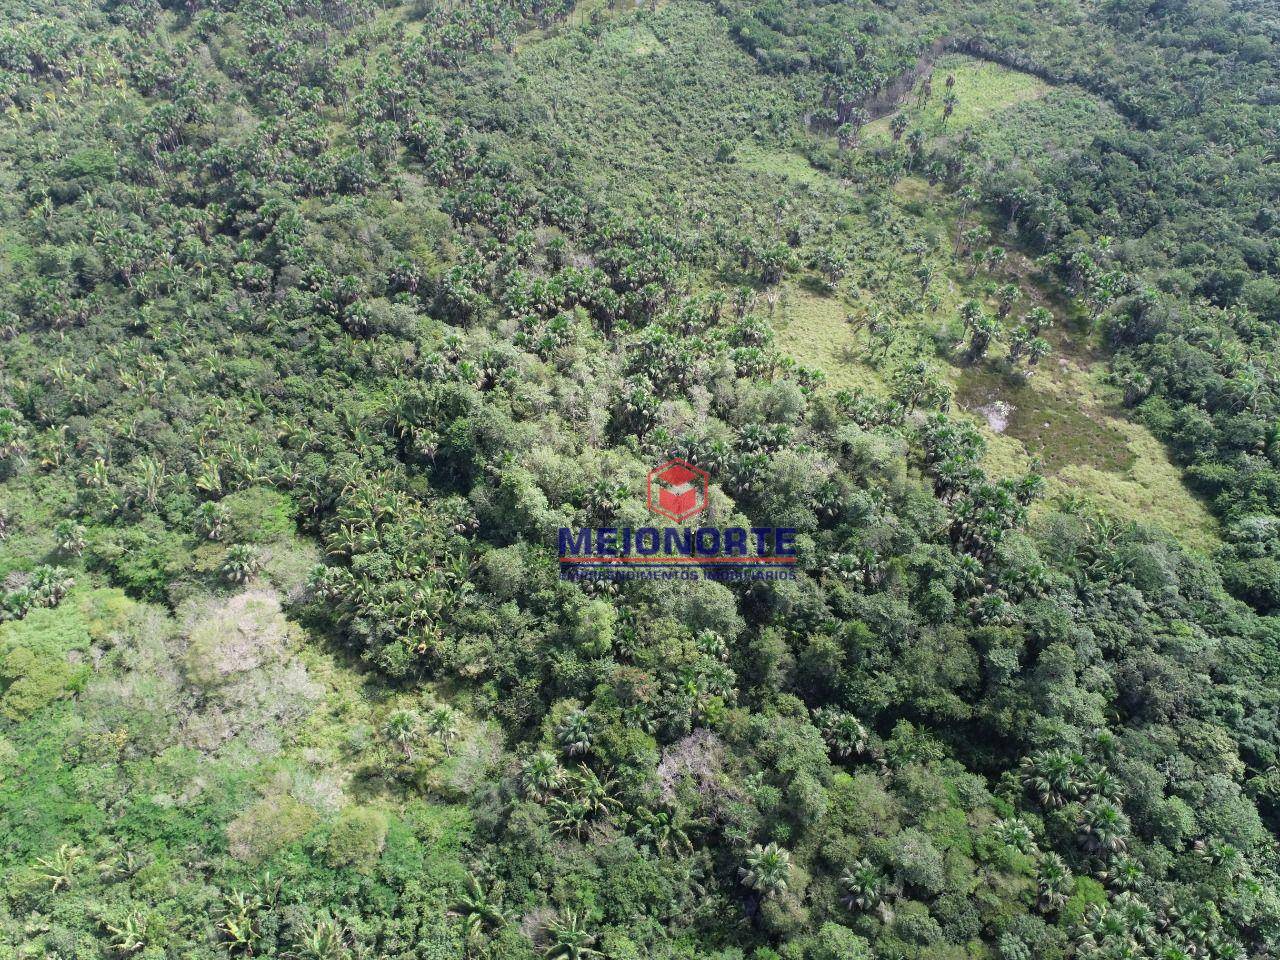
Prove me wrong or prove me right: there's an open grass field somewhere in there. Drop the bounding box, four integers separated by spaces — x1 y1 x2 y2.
777 280 1221 548
964 352 1221 550
770 154 1220 549
774 284 890 393
732 143 834 188
863 53 1050 142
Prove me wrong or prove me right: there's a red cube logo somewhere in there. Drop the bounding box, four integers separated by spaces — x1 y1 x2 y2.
647 459 709 522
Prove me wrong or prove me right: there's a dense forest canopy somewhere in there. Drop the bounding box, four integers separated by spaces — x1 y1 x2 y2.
1 0 1279 958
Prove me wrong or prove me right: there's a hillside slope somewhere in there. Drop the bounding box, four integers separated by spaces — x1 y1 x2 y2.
1 1 1279 958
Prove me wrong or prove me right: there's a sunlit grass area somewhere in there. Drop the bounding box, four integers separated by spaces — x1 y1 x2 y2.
864 53 1049 142
774 284 890 394
771 166 1220 550
968 359 1221 550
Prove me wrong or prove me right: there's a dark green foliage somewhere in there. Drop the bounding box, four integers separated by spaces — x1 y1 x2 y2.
0 0 1278 957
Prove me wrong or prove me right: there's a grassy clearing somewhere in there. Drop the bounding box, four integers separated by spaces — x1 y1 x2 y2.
770 227 1219 549
907 174 1219 547
780 293 1223 548
981 87 1129 164
774 284 889 394
981 421 1221 552
962 355 1220 550
732 143 831 187
957 363 1134 475
863 53 1048 142
596 18 664 57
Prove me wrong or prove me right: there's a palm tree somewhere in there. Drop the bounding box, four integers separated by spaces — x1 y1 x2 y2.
1074 902 1140 958
30 565 74 607
1 586 33 622
815 708 869 760
221 544 262 583
1021 749 1083 808
568 766 620 819
1077 798 1130 854
994 817 1036 854
1083 765 1123 801
54 520 86 556
940 91 958 130
1101 854 1143 891
34 844 83 892
631 806 692 854
1194 838 1242 876
195 501 229 540
383 709 421 760
905 128 925 169
521 751 566 801
1037 852 1072 912
556 709 594 757
425 705 460 755
544 909 602 960
837 108 869 149
960 300 1000 362
450 875 507 956
916 72 933 106
294 915 353 959
839 858 887 914
739 843 791 899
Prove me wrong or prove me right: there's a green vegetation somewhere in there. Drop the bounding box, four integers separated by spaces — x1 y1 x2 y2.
863 54 1049 142
0 0 1278 957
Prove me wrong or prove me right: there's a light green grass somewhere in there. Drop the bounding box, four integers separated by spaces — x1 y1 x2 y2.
597 20 664 58
864 54 1048 142
957 364 1133 475
774 284 889 394
969 355 1220 550
771 230 1219 549
733 144 831 188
